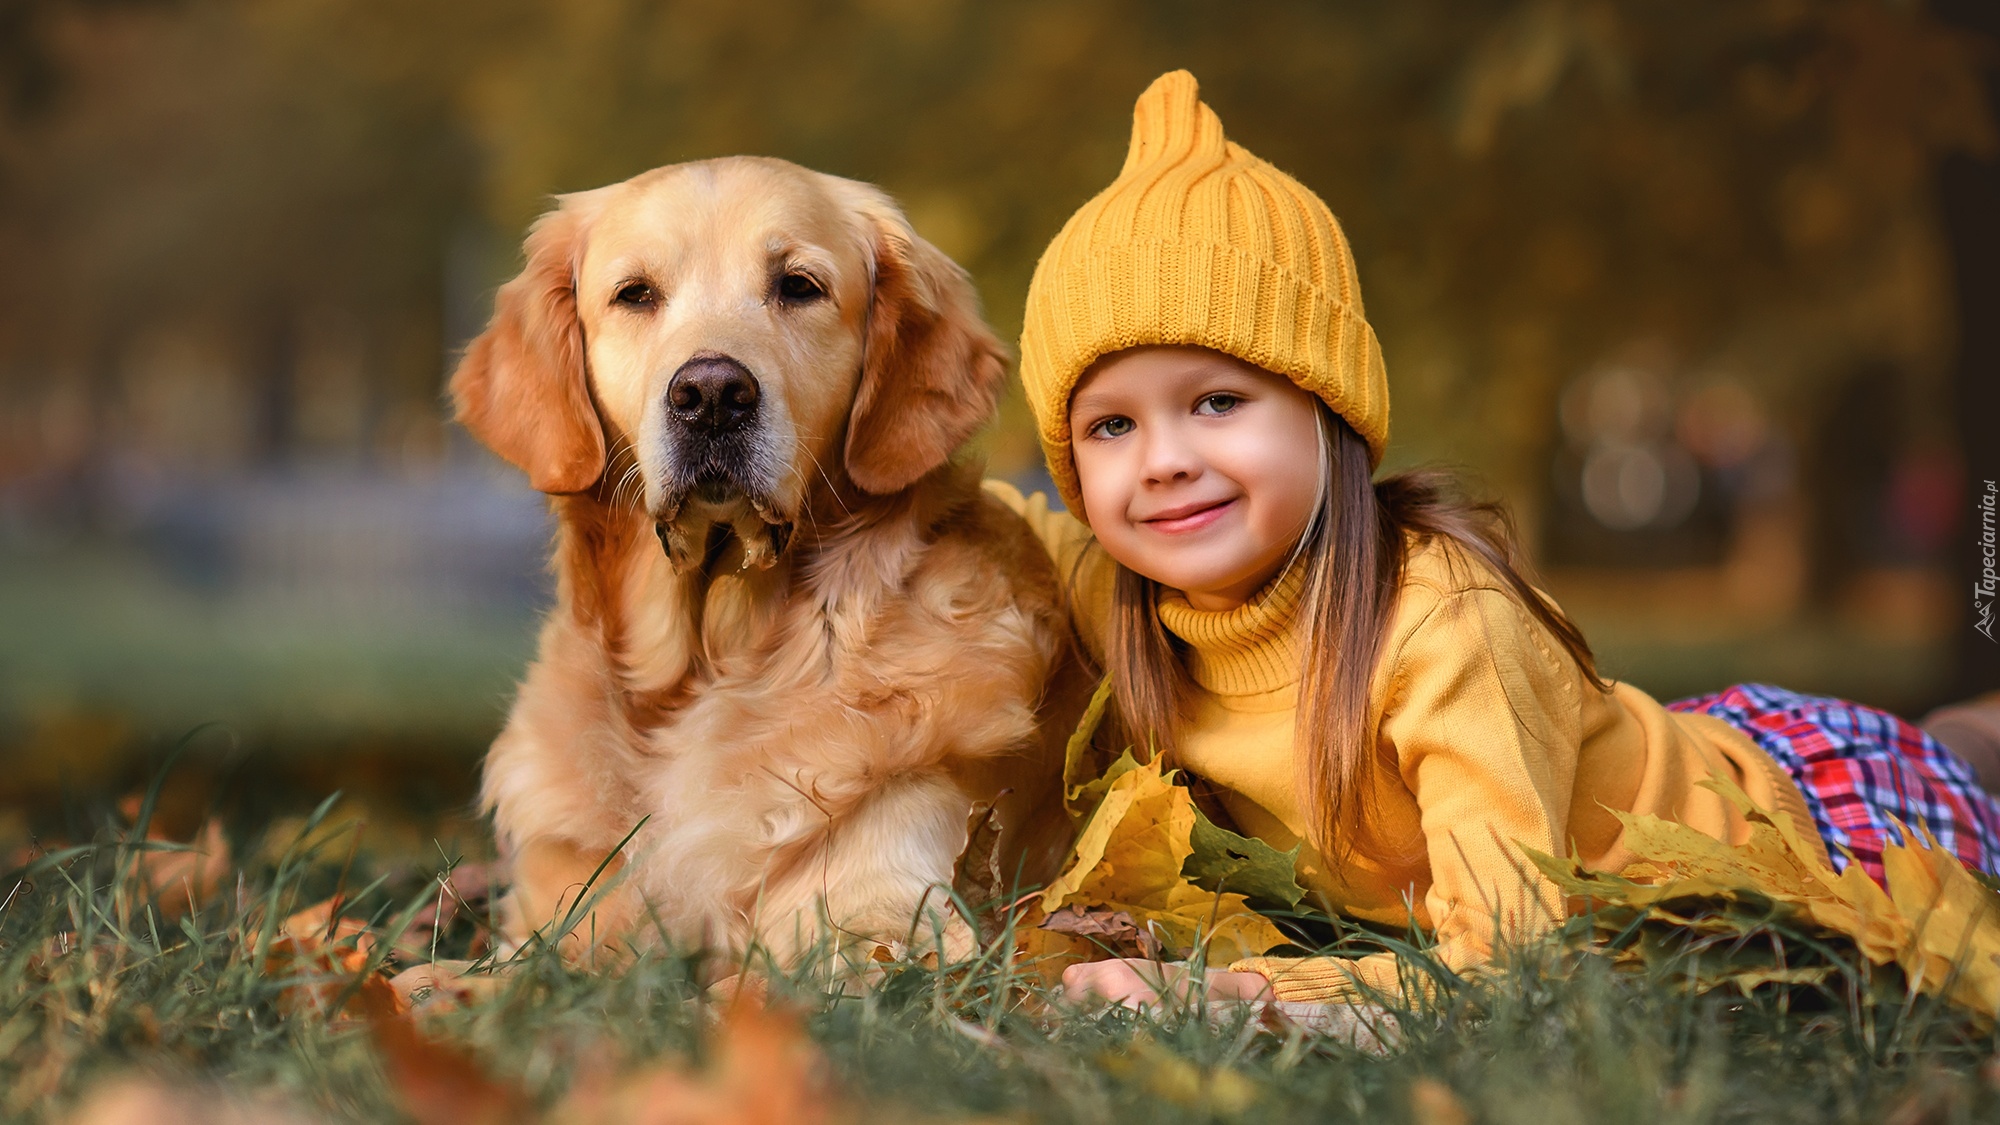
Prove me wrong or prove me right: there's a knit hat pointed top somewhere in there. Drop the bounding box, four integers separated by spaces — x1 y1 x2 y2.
1122 69 1225 176
1019 69 1390 514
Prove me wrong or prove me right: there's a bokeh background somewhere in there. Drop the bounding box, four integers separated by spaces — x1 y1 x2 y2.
1 0 1996 820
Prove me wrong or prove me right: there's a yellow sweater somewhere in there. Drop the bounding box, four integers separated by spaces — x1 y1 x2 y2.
986 480 1827 1004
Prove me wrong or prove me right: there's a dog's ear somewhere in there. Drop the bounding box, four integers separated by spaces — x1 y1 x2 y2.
842 192 1009 495
450 203 606 494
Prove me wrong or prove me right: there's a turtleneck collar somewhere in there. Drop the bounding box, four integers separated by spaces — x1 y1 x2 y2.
1155 559 1307 696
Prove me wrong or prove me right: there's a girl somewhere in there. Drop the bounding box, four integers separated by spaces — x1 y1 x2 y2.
989 70 2000 1008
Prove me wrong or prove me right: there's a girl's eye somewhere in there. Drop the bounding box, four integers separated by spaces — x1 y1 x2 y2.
1195 393 1240 415
1088 416 1134 440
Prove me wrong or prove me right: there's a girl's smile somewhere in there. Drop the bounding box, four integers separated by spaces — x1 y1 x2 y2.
1138 496 1236 533
1068 345 1324 611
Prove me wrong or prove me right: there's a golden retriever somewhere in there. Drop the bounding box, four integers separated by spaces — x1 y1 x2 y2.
450 157 1081 970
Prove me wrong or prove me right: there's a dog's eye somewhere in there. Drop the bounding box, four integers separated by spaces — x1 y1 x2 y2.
777 272 825 303
613 281 659 309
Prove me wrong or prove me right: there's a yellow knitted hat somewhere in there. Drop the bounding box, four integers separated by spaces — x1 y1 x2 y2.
1019 70 1390 513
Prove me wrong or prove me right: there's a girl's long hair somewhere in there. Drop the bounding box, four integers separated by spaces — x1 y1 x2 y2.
1104 407 1608 859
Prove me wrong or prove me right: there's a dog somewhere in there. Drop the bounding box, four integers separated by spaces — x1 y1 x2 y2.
450 157 1084 970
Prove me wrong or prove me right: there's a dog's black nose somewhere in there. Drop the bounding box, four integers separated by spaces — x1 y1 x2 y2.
667 355 760 432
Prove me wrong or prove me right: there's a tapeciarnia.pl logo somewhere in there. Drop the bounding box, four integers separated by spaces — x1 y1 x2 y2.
1978 479 1998 643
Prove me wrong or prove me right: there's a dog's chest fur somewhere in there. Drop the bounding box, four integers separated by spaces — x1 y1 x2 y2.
581 482 1050 947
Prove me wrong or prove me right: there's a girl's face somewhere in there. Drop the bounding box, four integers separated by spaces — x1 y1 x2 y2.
1069 345 1323 612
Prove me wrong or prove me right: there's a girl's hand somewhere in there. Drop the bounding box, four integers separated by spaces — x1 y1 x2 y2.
1060 959 1275 1008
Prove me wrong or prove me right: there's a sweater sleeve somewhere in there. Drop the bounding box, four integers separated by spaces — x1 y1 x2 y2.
981 479 1114 664
1231 586 1582 1004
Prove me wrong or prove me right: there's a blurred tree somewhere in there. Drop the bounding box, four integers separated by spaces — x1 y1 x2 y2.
0 0 81 122
0 0 498 486
0 0 1988 540
450 0 1998 535
0 0 170 123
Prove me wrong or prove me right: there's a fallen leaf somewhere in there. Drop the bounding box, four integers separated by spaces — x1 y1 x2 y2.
1528 776 2000 1017
1061 678 1139 823
1408 1078 1470 1125
1099 1039 1260 1115
132 819 229 920
372 1010 530 1125
1040 756 1287 964
253 813 366 867
1881 823 2000 1014
1067 751 1144 828
267 939 405 1024
283 898 380 959
953 794 1010 911
1722 964 1837 994
1039 904 1162 960
1185 810 1307 912
263 900 406 1026
1005 914 1097 988
552 1003 837 1125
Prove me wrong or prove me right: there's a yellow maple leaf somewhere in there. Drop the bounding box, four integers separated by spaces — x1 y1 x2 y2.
1040 756 1287 965
1528 775 2000 1018
1880 825 2000 1014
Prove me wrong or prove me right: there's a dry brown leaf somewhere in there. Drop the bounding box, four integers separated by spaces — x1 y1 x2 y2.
271 942 405 1023
372 1010 531 1125
953 796 1010 911
1005 914 1097 988
133 819 228 920
282 898 380 959
261 894 408 1024
265 932 405 1025
552 1003 837 1125
1408 1077 1470 1125
1038 904 1162 960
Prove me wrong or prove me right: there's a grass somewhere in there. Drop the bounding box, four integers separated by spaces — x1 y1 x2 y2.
6 758 2000 1125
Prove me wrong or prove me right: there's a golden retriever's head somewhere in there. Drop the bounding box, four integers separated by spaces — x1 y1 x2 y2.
452 157 1006 569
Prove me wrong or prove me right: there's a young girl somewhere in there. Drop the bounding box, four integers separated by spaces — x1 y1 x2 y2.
989 70 2000 1008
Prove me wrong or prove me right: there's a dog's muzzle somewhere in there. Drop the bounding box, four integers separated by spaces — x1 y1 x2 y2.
654 354 793 573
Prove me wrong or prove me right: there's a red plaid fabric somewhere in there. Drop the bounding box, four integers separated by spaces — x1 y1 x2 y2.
1668 683 2000 883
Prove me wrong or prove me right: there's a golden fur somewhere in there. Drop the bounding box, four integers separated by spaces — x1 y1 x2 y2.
451 157 1082 967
